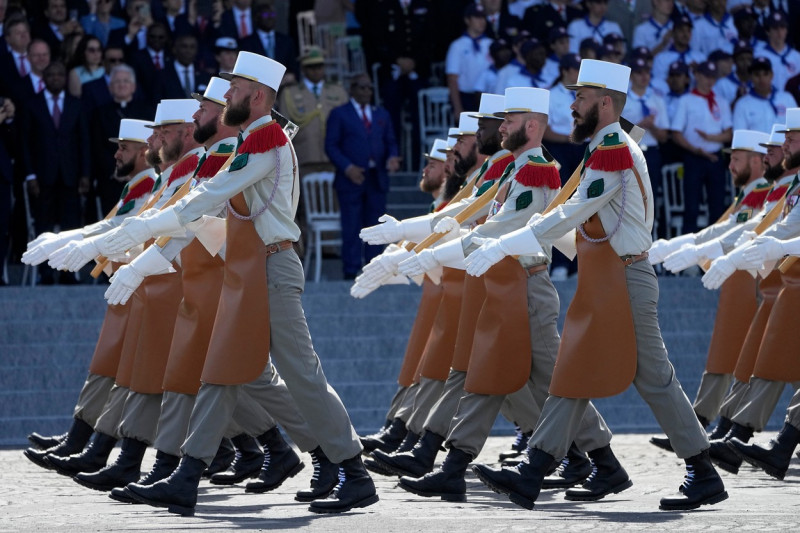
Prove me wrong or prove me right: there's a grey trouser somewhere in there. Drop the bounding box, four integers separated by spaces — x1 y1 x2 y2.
406 377 446 435
448 272 610 457
732 377 799 431
94 385 130 438
154 391 196 457
785 388 800 429
693 371 733 423
117 391 162 445
386 385 410 420
530 261 708 459
181 250 359 464
423 369 467 438
719 379 750 419
73 373 115 426
500 385 539 434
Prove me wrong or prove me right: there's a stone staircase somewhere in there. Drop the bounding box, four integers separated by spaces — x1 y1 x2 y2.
385 171 431 221
0 278 793 447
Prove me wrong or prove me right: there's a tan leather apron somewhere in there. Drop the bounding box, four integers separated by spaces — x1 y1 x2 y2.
752 261 800 382
704 271 758 374
417 268 465 381
451 273 486 372
733 270 782 383
161 238 225 395
89 265 130 377
549 214 638 399
129 266 183 394
464 257 532 395
201 192 272 385
397 276 444 387
115 284 147 388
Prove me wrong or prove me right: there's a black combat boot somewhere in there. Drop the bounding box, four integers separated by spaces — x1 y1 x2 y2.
308 455 379 513
202 438 235 477
709 422 753 474
498 426 532 461
729 422 800 480
659 449 728 510
364 431 420 476
564 445 632 501
648 436 674 452
472 447 555 510
24 418 94 470
209 434 264 485
73 437 147 491
109 450 181 504
707 416 733 441
359 419 391 455
295 446 340 502
47 432 118 477
245 427 305 493
360 418 407 454
370 431 444 478
398 446 473 502
127 455 207 516
542 442 593 489
28 431 67 450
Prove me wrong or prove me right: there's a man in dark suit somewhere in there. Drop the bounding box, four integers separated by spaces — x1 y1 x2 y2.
155 33 210 99
80 46 127 113
214 0 253 41
325 73 401 279
522 0 583 44
482 0 523 41
21 61 90 283
239 0 297 76
0 97 15 285
157 0 196 39
0 15 32 102
126 22 172 105
31 0 81 58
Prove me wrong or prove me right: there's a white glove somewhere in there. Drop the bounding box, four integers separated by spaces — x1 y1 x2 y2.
648 234 696 265
433 216 460 238
51 236 104 271
359 214 432 245
734 230 757 248
102 208 184 256
397 249 438 277
104 246 175 305
663 240 723 273
742 236 792 265
27 231 58 249
22 230 85 265
465 226 544 277
701 243 758 289
359 245 414 286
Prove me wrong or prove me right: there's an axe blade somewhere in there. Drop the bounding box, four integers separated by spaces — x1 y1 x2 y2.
620 116 646 144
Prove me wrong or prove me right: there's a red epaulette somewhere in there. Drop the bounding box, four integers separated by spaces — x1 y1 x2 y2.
196 152 232 179
482 153 514 182
514 158 561 189
238 120 288 155
586 132 634 172
167 153 201 186
766 184 790 203
121 177 154 204
740 186 771 209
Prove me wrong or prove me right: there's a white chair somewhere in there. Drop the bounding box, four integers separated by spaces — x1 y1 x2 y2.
417 87 452 162
302 172 341 282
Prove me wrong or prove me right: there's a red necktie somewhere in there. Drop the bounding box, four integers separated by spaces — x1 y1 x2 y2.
153 53 162 70
18 55 27 76
240 13 249 38
361 105 371 131
52 98 61 129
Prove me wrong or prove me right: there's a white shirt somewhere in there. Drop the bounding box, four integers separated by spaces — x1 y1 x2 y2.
754 41 800 92
547 82 576 136
672 90 732 153
29 72 45 93
174 61 195 92
663 88 688 119
566 16 623 54
632 17 673 51
714 72 748 103
541 56 561 88
503 64 547 89
350 98 372 123
473 66 500 94
732 88 797 133
10 49 31 77
622 86 670 147
232 6 252 38
508 0 541 18
493 60 524 94
651 46 705 88
445 33 493 92
691 13 738 56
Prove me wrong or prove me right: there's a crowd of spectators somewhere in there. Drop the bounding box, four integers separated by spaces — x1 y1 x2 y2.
1 0 800 284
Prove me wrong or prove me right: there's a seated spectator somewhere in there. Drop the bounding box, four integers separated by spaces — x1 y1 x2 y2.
578 37 602 59
127 22 172 104
0 14 32 100
500 38 548 89
651 16 705 94
32 0 82 57
475 40 513 93
715 39 754 103
566 0 623 53
733 57 796 132
67 35 104 97
158 0 195 39
22 39 52 97
80 0 126 47
661 60 691 165
692 0 738 56
733 6 759 49
670 60 732 233
754 11 800 92
542 26 571 87
108 0 154 51
599 41 624 64
240 0 297 77
521 0 581 44
493 33 528 94
156 33 210 99
603 32 626 57
632 0 674 56
446 4 492 117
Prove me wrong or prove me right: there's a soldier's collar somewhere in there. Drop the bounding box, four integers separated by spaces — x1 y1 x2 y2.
588 122 623 153
241 114 274 141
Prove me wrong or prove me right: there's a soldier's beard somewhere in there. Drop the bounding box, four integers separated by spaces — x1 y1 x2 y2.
764 162 784 182
443 172 466 202
145 148 161 168
571 103 599 144
478 133 502 155
501 123 529 152
420 171 444 193
732 162 751 188
194 119 218 144
785 151 800 171
160 137 184 165
454 145 478 175
223 97 251 127
115 159 135 178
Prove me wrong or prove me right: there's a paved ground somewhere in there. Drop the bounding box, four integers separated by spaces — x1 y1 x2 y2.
4 433 799 532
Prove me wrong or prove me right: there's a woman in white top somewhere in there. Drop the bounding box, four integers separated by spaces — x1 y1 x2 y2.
67 35 105 98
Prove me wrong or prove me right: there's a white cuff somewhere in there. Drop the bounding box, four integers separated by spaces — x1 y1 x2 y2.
130 245 176 276
432 238 467 269
146 208 185 237
498 227 543 257
669 233 696 251
698 239 723 260
400 215 434 242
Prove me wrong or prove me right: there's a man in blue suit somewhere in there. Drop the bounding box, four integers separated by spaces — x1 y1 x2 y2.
326 73 401 279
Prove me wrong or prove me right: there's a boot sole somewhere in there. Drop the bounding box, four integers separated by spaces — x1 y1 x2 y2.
541 473 591 490
659 489 728 511
728 446 787 480
564 478 633 501
364 458 396 477
471 466 534 510
397 480 467 502
308 493 379 514
244 461 305 493
126 487 196 516
208 467 262 485
369 456 427 479
47 459 104 478
73 473 140 492
108 488 141 504
294 487 335 503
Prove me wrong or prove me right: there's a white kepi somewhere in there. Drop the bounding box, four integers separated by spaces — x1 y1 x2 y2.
147 99 199 127
760 124 786 148
220 50 286 91
110 118 153 143
495 87 550 116
567 58 631 94
192 76 230 106
443 127 460 151
425 139 448 161
779 108 800 132
470 93 504 120
725 129 769 154
452 112 479 136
